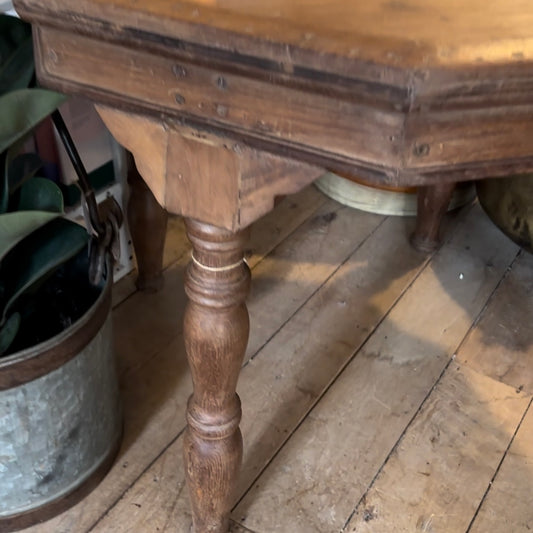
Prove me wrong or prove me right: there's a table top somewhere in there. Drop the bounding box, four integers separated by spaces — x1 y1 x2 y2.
17 0 533 83
15 0 533 192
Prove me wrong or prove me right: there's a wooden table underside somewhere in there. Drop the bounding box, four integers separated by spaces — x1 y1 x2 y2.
13 1 533 531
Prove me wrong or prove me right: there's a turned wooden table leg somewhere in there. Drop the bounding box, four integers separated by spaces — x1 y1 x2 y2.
183 219 251 533
410 182 456 253
126 151 168 291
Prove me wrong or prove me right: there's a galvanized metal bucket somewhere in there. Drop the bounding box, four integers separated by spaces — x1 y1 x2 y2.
0 262 122 530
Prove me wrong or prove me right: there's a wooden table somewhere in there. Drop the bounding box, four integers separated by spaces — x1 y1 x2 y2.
14 1 533 531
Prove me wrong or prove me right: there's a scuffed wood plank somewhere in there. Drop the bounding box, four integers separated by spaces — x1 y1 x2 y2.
229 521 257 533
458 251 533 393
94 202 387 532
237 214 430 495
245 184 328 269
160 215 189 271
233 204 520 533
469 401 533 533
456 246 533 533
90 431 192 533
345 363 530 533
245 201 384 360
86 211 435 533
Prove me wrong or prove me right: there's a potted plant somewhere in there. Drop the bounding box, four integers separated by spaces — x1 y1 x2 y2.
0 13 122 530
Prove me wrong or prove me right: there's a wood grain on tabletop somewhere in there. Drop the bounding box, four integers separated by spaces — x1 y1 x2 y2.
18 0 533 194
36 23 533 180
20 0 533 69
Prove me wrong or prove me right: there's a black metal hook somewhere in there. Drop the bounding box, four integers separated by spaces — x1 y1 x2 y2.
50 109 106 237
51 109 122 285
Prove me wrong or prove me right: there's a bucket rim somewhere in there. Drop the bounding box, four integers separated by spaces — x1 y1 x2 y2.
0 255 113 389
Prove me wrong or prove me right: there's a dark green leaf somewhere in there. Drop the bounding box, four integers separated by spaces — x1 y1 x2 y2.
0 312 20 356
17 177 64 212
0 210 61 261
0 15 32 71
1 218 89 324
6 152 43 192
0 89 67 153
2 140 25 214
0 150 6 214
0 37 34 95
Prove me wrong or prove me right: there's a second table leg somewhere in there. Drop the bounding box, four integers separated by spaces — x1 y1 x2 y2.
126 151 168 292
183 219 250 533
410 182 456 253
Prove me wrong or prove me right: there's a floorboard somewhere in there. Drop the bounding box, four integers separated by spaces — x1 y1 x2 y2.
458 251 533 393
232 202 519 533
468 399 533 533
344 362 530 533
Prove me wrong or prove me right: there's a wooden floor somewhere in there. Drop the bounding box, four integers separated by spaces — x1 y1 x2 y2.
22 185 533 533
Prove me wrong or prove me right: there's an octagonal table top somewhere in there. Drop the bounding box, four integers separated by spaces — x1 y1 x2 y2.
14 0 533 197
